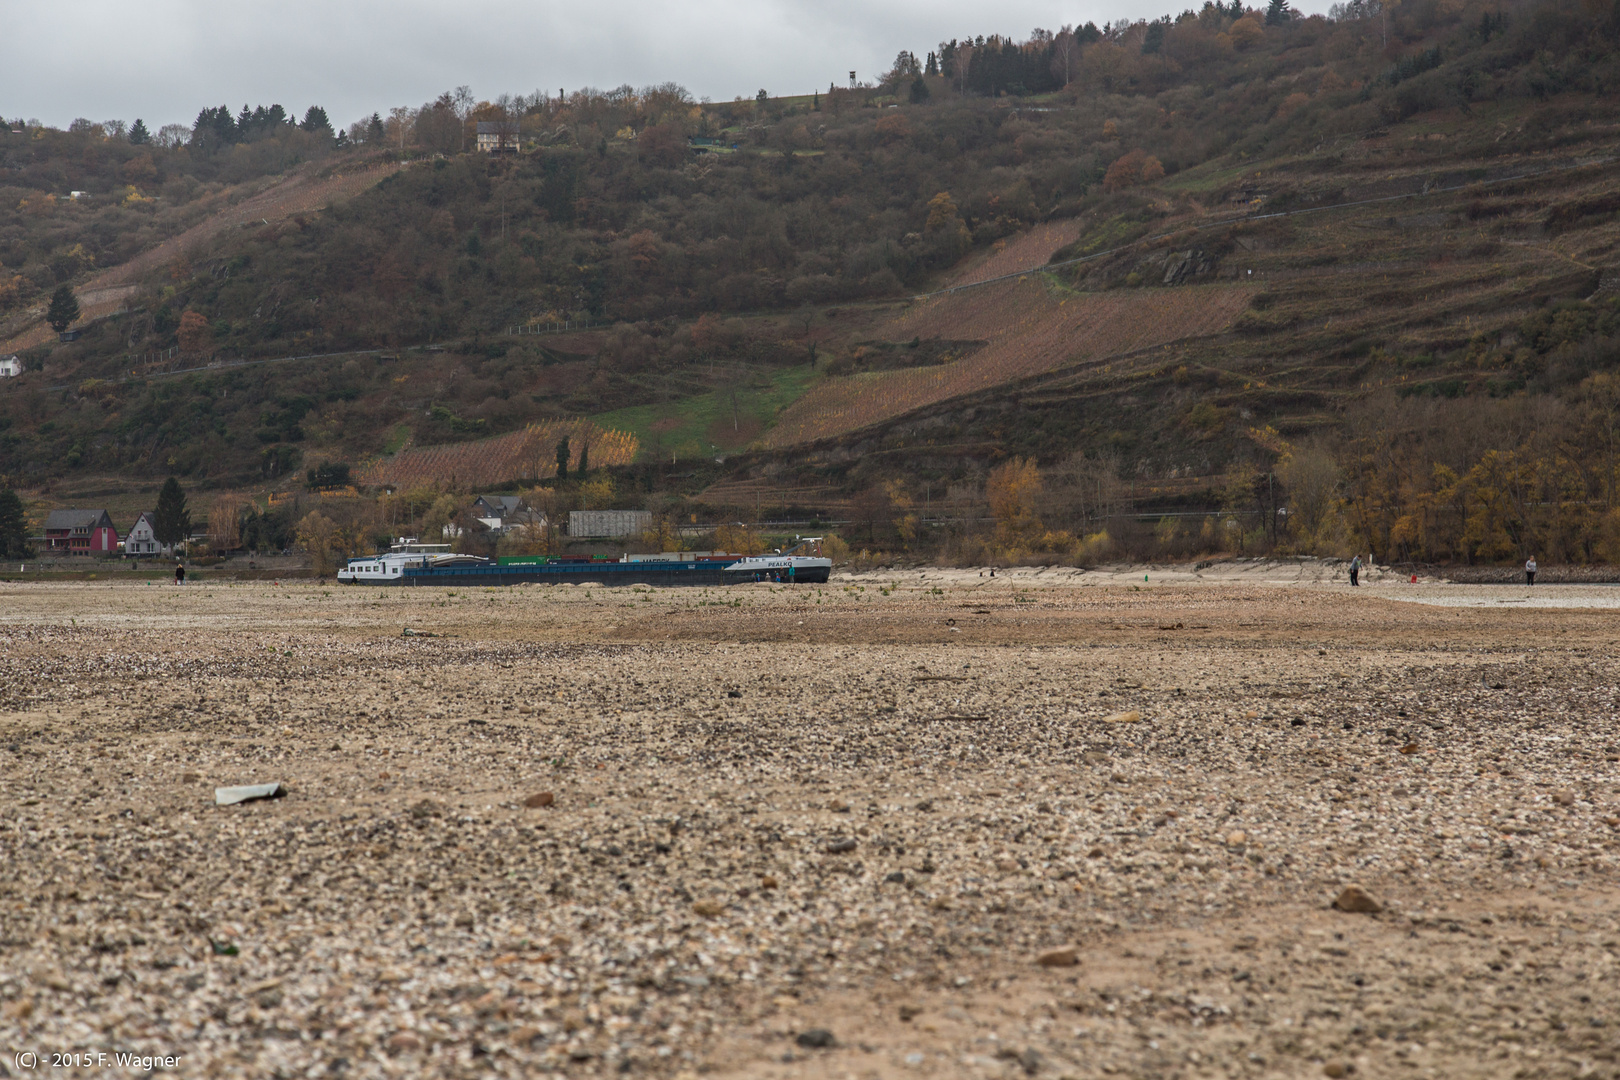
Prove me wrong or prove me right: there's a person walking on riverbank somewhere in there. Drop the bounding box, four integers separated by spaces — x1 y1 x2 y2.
1349 554 1361 587
1525 556 1537 586
174 561 185 586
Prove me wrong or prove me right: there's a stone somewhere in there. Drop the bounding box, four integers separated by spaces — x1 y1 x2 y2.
898 1004 922 1021
1399 743 1421 755
884 871 906 884
796 1028 837 1049
1226 831 1248 847
1323 1062 1349 1078
1087 847 1105 859
1103 710 1141 724
995 857 1020 872
760 875 780 889
214 782 284 806
524 792 555 808
1332 884 1383 914
826 837 858 854
384 1032 422 1054
692 899 725 917
1553 790 1575 806
828 799 851 812
1036 946 1079 967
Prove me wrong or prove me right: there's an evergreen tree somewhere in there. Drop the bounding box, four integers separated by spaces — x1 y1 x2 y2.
555 438 570 481
910 74 932 103
1143 17 1169 52
0 488 30 558
365 113 386 143
300 105 334 138
1265 0 1293 24
128 118 150 144
45 285 79 332
926 51 939 76
578 443 589 476
153 476 191 548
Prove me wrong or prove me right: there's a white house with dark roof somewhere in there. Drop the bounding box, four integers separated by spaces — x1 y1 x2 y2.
124 511 168 556
0 355 21 378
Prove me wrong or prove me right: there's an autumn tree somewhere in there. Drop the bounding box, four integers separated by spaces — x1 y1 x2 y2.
295 510 340 575
987 457 1044 548
45 285 78 332
177 310 211 354
715 522 766 555
1102 148 1166 191
209 495 245 551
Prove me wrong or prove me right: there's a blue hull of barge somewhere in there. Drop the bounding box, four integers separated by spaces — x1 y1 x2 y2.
396 561 830 587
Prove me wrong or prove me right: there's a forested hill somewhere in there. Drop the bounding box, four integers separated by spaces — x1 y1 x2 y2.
2 0 1619 509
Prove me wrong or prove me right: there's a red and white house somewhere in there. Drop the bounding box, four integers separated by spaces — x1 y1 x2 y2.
43 509 119 555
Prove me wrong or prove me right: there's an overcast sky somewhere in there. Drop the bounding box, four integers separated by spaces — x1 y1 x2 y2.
15 0 1334 131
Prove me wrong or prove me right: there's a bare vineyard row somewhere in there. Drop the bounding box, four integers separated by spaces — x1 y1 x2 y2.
762 281 1252 448
358 420 638 489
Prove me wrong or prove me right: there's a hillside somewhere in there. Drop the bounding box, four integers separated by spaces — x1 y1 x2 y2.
4 0 1620 565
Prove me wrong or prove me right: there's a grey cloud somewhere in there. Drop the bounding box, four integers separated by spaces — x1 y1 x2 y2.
21 0 1334 130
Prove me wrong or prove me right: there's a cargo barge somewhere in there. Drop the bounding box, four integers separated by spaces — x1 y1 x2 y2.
337 539 832 586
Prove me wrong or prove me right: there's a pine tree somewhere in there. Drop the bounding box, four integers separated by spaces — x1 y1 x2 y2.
910 74 931 103
1265 0 1293 25
555 438 570 481
46 285 79 332
153 476 191 548
0 488 29 558
300 105 333 137
578 443 589 476
365 113 385 143
128 118 150 144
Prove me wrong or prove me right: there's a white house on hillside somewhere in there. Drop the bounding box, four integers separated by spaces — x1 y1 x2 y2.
0 355 21 378
125 512 169 556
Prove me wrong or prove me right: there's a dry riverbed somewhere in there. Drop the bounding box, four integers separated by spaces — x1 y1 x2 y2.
1 571 1617 1078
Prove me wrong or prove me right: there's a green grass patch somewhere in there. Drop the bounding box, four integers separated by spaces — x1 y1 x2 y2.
382 423 411 454
591 365 821 462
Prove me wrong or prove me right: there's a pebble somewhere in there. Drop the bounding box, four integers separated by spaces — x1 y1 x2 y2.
1103 710 1141 724
692 899 725 917
1553 790 1575 806
1332 884 1383 914
1036 947 1080 967
384 1032 421 1054
826 837 858 853
523 791 555 808
1323 1062 1349 1078
1226 831 1248 847
796 1028 837 1049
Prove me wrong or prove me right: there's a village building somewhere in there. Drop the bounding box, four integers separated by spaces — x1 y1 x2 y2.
124 511 168 556
0 355 21 378
42 509 119 555
471 494 544 535
475 120 520 153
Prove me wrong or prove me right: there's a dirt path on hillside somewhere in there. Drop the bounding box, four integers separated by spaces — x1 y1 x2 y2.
0 161 400 354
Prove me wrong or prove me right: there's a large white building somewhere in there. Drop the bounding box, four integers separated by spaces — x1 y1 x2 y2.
0 355 21 378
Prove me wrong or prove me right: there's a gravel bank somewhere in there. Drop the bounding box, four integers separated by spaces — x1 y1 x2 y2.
1 576 1617 1078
